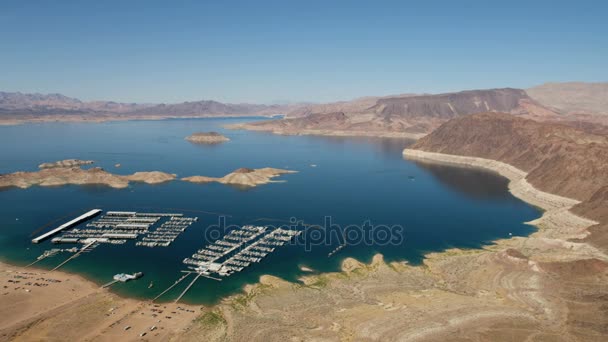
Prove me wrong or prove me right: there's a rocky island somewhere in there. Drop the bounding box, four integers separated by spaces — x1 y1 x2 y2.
38 159 94 169
0 159 176 189
182 167 295 188
185 132 230 144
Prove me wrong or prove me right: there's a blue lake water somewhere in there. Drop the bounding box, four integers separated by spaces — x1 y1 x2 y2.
0 118 539 304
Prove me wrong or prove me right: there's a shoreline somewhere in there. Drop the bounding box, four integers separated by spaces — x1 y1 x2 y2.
403 149 600 244
225 123 426 140
0 260 203 341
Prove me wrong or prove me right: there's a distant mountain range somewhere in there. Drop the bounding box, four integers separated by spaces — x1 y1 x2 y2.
0 92 152 115
0 92 296 122
230 87 566 138
128 100 295 117
1 82 606 129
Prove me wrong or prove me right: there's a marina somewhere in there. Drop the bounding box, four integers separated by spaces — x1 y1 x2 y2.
165 225 302 302
45 210 197 246
29 209 198 272
137 216 197 247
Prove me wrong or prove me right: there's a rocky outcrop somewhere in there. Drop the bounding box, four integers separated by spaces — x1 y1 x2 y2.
185 132 230 144
284 94 418 118
0 162 176 189
410 112 608 203
406 112 608 255
182 167 296 188
372 88 530 119
38 159 94 169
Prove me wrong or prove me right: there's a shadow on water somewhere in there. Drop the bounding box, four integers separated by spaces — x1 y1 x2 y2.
411 161 512 201
313 135 416 154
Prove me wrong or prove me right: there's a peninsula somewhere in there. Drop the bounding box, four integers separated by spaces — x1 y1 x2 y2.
185 132 230 144
182 167 296 188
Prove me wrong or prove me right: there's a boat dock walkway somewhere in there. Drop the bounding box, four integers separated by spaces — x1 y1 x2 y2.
32 209 102 244
51 240 96 271
168 225 302 302
101 280 118 288
175 273 201 303
152 272 192 302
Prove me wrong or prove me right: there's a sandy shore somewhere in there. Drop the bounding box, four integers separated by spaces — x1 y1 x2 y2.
0 261 203 341
225 123 426 140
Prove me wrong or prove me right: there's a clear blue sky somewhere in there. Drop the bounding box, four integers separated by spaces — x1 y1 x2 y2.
1 0 606 104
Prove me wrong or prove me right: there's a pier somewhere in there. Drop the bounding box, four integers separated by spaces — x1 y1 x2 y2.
169 225 301 301
51 240 97 271
153 272 192 302
32 209 102 243
175 273 201 303
101 280 118 288
26 247 79 267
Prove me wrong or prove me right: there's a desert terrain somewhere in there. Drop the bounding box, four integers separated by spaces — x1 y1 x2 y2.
1 112 607 341
0 261 202 341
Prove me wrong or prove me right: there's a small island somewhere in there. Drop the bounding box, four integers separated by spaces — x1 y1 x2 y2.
182 167 296 188
185 132 230 144
0 159 176 189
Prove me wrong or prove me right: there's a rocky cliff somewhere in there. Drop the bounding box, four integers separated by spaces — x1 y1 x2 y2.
231 88 558 138
410 112 608 221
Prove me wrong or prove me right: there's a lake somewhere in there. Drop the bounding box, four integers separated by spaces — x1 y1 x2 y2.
0 118 539 304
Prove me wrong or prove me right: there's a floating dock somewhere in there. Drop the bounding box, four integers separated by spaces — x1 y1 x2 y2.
57 211 196 246
102 272 144 288
168 225 301 302
114 272 144 282
51 239 97 271
183 226 301 278
32 209 102 244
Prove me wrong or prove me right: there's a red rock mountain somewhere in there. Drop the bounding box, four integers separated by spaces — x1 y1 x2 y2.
236 88 559 137
411 112 608 220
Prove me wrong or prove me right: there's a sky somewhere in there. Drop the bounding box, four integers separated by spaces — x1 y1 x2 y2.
1 0 607 104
